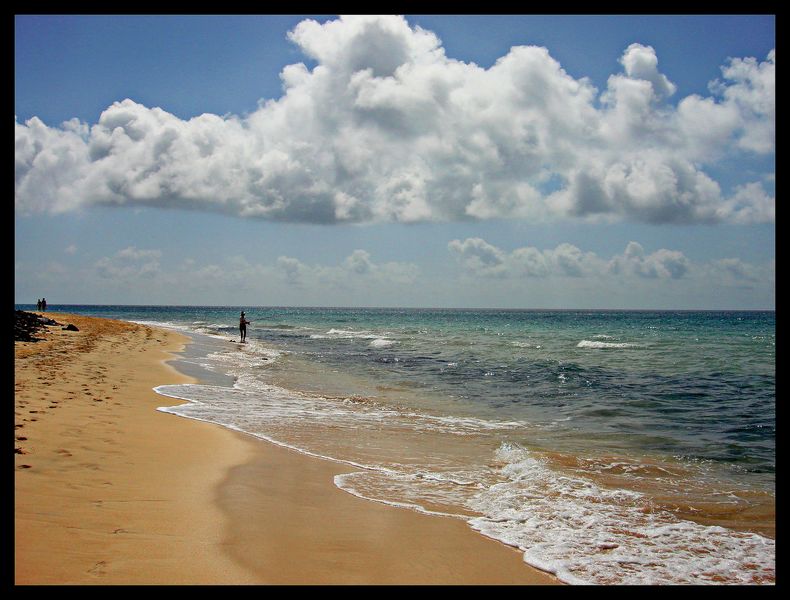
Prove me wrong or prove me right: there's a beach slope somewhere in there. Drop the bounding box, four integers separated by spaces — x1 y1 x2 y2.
14 312 558 585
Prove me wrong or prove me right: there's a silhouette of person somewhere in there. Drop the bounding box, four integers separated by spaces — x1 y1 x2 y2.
36 299 42 311
41 298 47 312
239 311 250 342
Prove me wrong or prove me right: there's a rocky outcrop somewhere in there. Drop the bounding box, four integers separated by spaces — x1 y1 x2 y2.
14 310 60 342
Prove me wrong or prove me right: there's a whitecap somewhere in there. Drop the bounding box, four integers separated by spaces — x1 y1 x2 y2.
577 340 639 349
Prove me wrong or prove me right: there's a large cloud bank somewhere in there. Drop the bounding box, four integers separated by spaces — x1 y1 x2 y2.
15 15 775 225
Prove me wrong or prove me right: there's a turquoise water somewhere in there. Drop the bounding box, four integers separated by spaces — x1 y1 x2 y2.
20 304 775 584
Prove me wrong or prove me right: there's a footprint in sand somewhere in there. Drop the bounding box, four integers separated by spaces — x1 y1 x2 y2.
87 561 107 576
57 449 73 457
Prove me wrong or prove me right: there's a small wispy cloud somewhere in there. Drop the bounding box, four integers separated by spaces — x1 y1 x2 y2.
276 249 420 288
95 246 162 280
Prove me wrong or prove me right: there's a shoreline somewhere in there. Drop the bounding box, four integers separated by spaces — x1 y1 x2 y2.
15 312 560 585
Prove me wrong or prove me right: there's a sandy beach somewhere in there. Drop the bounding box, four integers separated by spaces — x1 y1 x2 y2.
14 312 559 585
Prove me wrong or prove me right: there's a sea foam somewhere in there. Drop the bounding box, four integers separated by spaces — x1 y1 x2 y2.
467 443 775 585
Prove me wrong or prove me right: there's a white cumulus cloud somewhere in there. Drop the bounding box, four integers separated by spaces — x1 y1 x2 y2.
450 237 693 281
619 43 677 100
449 238 606 278
608 241 690 279
15 15 775 225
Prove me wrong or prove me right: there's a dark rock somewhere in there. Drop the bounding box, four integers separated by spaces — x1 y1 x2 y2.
62 324 79 331
15 310 61 342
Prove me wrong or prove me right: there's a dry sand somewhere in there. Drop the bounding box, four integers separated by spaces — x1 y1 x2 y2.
14 312 560 585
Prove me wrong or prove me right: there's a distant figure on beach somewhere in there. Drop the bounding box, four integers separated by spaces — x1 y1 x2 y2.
239 311 250 343
41 298 47 312
36 299 42 311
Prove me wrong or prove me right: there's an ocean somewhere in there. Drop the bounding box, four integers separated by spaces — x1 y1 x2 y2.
19 304 775 584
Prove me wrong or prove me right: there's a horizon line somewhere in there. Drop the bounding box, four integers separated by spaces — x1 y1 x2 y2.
15 303 776 313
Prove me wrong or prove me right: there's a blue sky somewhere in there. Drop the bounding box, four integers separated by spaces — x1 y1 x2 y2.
15 14 775 309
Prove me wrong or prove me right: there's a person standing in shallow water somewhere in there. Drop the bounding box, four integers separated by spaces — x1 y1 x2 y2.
239 311 250 342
